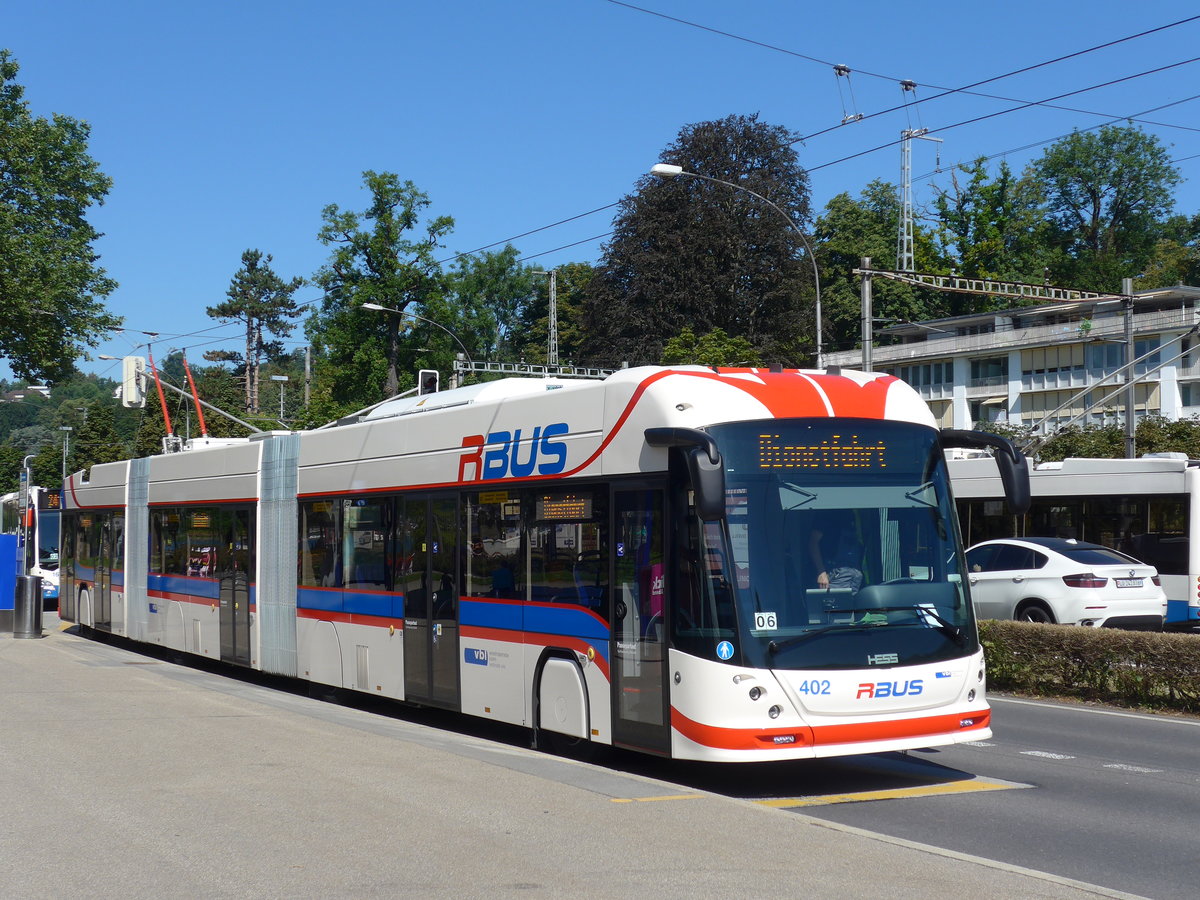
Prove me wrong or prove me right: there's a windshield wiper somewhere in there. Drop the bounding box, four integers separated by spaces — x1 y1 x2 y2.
869 606 965 643
768 619 885 655
767 607 966 655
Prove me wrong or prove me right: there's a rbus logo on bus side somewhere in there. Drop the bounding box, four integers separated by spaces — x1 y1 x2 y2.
459 423 569 482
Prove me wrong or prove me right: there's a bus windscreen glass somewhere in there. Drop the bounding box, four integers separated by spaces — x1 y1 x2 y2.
698 419 974 669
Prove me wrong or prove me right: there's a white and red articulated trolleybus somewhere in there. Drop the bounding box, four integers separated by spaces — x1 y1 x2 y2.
59 366 1028 761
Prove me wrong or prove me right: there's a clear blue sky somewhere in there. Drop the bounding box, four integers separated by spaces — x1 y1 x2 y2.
6 0 1200 381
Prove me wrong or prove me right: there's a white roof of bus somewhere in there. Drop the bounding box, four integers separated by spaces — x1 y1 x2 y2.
361 376 601 421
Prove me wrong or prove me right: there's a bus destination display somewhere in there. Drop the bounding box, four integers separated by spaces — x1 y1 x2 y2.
536 492 592 520
757 432 887 470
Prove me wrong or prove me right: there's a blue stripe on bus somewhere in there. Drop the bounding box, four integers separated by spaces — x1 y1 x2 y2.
149 574 220 600
460 597 610 650
297 586 403 619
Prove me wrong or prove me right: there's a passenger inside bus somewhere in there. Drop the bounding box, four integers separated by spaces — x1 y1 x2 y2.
809 511 864 594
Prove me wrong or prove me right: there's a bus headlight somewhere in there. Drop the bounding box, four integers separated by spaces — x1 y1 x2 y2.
748 686 763 701
768 705 782 719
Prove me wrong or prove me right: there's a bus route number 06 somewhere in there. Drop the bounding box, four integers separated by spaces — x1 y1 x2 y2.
754 612 778 631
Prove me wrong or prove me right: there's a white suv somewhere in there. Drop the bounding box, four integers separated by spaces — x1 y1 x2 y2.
965 537 1166 630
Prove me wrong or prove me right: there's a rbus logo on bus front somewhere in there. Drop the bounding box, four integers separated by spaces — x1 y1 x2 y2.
458 424 569 482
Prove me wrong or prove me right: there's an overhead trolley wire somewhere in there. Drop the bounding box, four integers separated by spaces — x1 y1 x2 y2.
603 1 1200 141
911 92 1200 185
806 55 1200 173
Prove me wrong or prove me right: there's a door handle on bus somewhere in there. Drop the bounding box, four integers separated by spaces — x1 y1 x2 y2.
1011 576 1024 583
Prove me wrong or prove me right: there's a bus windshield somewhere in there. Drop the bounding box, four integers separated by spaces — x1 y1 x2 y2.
689 418 974 670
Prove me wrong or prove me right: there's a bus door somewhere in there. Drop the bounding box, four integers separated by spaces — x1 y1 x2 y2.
611 489 670 755
401 495 460 709
94 514 113 631
60 514 77 622
217 507 252 666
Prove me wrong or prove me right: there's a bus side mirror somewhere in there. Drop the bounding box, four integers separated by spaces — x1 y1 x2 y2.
939 429 1031 515
645 427 726 521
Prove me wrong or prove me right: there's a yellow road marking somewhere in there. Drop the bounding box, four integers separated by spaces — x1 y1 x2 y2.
612 793 705 803
756 778 1023 808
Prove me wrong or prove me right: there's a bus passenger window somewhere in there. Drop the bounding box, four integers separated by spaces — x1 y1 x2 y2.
463 493 523 600
300 501 341 588
344 499 390 590
528 489 608 622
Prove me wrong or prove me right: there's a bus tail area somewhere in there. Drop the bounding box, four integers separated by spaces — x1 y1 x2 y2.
950 454 1200 629
59 366 1025 762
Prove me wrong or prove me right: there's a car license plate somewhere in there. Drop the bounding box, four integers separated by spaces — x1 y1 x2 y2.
1115 578 1143 588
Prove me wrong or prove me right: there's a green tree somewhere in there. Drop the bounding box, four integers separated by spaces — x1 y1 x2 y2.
1031 125 1181 290
660 326 761 367
1137 213 1200 290
0 50 120 382
581 114 814 367
815 181 941 355
205 250 303 413
934 158 1051 283
441 245 535 363
29 438 61 487
0 443 23 493
69 401 128 471
309 172 454 405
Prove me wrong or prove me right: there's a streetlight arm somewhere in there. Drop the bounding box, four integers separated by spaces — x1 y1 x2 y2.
360 302 474 366
649 165 823 368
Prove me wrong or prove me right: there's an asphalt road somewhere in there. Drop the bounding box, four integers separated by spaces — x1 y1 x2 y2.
1 619 1139 900
766 696 1200 900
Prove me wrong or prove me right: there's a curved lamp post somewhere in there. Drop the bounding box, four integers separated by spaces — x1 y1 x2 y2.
649 163 823 369
360 302 475 368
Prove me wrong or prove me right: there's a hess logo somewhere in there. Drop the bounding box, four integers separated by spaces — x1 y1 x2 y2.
459 423 569 482
856 679 924 699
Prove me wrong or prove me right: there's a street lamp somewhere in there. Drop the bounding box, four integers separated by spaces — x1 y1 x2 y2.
650 163 824 368
360 302 474 367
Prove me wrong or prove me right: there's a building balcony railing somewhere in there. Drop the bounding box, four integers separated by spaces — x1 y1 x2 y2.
828 304 1199 367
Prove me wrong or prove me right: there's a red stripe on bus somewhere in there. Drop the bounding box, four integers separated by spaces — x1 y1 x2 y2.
296 608 405 630
461 625 611 681
671 707 989 751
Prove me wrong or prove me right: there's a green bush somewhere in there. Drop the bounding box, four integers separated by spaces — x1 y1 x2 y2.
979 620 1200 714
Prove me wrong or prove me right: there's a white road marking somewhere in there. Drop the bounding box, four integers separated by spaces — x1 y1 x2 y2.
1103 763 1164 774
1020 750 1076 760
991 695 1200 727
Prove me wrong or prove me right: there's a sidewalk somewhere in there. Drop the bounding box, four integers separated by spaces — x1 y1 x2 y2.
1 622 1140 899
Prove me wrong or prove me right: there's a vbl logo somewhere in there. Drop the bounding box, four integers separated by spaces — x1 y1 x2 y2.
459 423 569 482
856 679 924 699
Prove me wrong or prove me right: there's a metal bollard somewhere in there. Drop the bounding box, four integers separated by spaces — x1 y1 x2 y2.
13 574 43 639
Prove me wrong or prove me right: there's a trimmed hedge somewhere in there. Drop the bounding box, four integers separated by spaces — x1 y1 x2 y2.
979 619 1200 714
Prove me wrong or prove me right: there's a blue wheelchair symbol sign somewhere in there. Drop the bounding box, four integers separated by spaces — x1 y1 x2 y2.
716 641 734 660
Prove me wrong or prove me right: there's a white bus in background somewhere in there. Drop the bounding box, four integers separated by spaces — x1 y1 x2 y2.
0 486 62 606
949 454 1200 629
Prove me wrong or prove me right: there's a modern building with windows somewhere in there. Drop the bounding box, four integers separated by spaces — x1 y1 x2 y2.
824 284 1200 430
